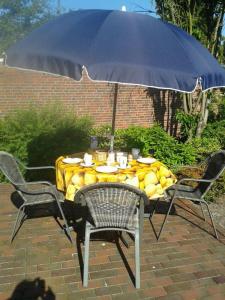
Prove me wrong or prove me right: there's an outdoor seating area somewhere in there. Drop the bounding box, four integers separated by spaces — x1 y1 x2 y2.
0 150 224 299
1 2 225 300
0 183 225 299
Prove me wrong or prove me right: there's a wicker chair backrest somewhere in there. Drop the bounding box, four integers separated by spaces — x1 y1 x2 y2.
78 183 145 230
197 150 225 197
0 151 25 187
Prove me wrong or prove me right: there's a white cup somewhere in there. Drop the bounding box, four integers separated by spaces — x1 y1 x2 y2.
132 148 140 159
84 153 92 166
116 152 124 163
117 151 128 163
107 151 115 166
120 156 127 168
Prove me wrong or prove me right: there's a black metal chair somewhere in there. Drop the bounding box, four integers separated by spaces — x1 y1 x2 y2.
155 150 225 240
0 151 73 243
75 182 148 288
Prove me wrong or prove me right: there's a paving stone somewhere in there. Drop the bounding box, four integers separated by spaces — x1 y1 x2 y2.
0 274 26 285
0 283 15 293
164 281 194 294
148 276 173 288
51 267 75 277
0 266 26 276
64 273 82 283
111 292 139 300
68 288 96 299
90 269 119 280
95 285 122 296
55 293 69 300
78 278 105 289
171 272 197 283
157 294 184 300
138 286 167 298
87 296 112 300
105 275 129 286
213 275 225 284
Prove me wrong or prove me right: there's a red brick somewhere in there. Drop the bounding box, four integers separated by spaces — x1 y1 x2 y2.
138 286 167 298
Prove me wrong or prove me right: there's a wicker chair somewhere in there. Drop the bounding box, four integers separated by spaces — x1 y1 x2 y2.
156 150 225 240
0 151 73 243
75 182 148 288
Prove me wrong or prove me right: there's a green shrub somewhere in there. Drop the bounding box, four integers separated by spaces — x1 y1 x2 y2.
208 92 225 122
188 137 221 161
142 125 196 167
175 110 199 141
95 125 196 167
91 125 111 149
202 120 225 148
0 103 93 181
115 126 152 153
205 172 225 202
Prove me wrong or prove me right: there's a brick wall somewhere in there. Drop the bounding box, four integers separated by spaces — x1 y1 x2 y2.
0 66 181 134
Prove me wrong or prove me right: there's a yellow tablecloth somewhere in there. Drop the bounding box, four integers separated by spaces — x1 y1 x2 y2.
56 156 177 201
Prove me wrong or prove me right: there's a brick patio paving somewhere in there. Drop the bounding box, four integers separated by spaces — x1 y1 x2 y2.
0 184 225 300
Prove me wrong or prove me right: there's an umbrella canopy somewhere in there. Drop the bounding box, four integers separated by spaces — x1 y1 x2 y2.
5 9 225 150
6 9 225 92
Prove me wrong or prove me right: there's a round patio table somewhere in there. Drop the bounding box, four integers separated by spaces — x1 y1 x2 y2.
56 154 177 201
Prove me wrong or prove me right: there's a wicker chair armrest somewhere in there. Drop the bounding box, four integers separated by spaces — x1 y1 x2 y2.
177 177 214 185
15 181 59 199
173 164 198 169
15 158 55 171
25 166 55 171
168 177 214 200
20 189 57 197
172 164 204 173
13 180 52 187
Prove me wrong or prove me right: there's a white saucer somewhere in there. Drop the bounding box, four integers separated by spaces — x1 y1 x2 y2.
80 162 95 167
137 157 156 164
96 166 118 173
117 165 131 170
62 157 82 164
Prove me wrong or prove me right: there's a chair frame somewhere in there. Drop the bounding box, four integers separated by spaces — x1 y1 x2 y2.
75 182 148 288
153 150 225 240
0 151 73 243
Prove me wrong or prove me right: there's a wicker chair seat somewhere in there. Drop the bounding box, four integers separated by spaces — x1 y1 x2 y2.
165 184 201 200
23 185 65 204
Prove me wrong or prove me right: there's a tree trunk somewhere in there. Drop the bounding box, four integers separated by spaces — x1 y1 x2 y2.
210 3 225 56
196 92 208 137
183 94 188 113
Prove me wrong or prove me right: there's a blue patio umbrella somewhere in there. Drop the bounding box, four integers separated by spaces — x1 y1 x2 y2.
5 9 225 150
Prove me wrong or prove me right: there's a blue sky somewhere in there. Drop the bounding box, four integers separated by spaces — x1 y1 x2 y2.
56 1 224 35
57 0 156 14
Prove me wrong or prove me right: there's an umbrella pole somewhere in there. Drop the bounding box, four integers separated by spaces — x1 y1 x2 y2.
110 83 119 151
